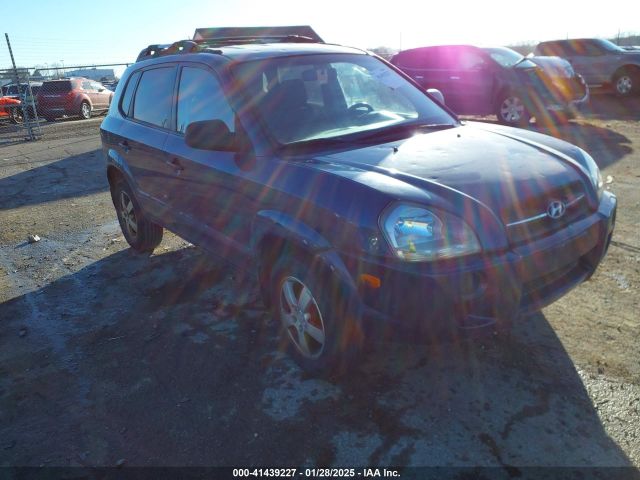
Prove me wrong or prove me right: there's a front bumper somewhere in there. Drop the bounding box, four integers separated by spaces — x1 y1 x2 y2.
343 191 616 336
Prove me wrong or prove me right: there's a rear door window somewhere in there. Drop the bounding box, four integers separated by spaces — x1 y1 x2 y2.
132 67 176 129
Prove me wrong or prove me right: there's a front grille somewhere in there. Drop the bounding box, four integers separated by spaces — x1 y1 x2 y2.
506 184 592 246
550 77 587 102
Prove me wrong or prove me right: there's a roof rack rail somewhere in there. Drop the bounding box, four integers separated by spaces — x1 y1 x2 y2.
136 34 321 62
193 25 323 42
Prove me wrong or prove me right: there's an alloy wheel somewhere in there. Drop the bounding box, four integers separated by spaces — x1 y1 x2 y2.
81 103 91 119
500 96 525 123
279 276 326 359
616 75 633 95
119 191 138 240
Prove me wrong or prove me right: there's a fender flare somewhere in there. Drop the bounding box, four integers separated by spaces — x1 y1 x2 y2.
106 149 137 192
251 210 358 294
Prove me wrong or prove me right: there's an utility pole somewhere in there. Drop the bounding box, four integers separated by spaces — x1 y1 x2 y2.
5 33 36 141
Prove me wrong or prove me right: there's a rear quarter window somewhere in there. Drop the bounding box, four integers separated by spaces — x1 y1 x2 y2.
132 67 176 128
120 71 141 116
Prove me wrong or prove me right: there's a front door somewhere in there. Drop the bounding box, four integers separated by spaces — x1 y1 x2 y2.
162 64 253 262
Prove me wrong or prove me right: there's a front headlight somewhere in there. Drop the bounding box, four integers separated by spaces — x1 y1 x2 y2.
380 203 481 261
579 148 604 201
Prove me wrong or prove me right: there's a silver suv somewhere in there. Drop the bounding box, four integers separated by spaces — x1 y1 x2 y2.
534 38 640 96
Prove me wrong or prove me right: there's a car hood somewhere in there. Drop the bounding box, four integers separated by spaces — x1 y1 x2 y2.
314 123 588 226
528 55 576 79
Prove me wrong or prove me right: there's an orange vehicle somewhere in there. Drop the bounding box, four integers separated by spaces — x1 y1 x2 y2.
0 94 22 123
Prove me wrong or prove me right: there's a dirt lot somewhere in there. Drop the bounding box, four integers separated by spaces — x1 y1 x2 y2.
0 97 639 473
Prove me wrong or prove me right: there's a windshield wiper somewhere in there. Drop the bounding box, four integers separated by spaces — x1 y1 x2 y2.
277 122 457 153
350 122 456 143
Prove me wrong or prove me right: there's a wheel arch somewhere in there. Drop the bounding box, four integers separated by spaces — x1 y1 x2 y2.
251 210 358 309
613 63 640 79
106 150 137 194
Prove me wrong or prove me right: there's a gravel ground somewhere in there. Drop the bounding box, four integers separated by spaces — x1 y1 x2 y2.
0 98 638 473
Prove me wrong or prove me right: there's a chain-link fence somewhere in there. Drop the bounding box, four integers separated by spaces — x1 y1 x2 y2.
0 68 43 143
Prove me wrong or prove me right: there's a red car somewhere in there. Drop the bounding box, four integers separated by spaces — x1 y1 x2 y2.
0 94 22 123
36 77 113 121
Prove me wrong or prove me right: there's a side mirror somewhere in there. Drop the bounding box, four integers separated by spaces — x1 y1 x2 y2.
98 87 105 92
185 119 237 151
426 88 445 105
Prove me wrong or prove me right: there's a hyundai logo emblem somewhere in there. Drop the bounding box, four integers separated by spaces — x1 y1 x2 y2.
547 200 567 219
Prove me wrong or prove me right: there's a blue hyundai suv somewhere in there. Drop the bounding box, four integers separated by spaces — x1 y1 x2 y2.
100 33 616 372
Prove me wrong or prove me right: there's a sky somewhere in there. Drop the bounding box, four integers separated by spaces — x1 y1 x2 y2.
1 0 639 78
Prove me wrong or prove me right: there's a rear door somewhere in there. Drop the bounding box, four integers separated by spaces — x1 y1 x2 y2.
395 47 451 96
117 65 178 221
90 81 108 108
445 47 494 115
569 40 610 85
162 64 252 259
81 80 97 107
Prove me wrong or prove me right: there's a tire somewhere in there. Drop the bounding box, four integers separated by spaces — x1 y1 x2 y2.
9 107 23 125
111 177 163 253
269 253 363 374
79 101 91 120
613 69 636 97
496 92 530 126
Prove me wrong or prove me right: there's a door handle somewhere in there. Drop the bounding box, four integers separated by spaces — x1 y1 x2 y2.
449 76 460 80
167 157 185 174
118 140 131 153
415 75 424 80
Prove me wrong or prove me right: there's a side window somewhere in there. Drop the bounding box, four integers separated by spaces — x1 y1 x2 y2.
176 66 235 134
120 71 141 117
456 49 486 70
582 41 605 56
133 67 175 129
92 82 103 91
82 81 92 91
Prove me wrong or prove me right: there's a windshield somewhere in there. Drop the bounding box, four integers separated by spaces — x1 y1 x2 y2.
232 53 455 145
483 47 533 68
595 39 625 52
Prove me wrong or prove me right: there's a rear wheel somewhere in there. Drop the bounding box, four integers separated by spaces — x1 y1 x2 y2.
496 92 530 126
79 101 91 119
613 69 636 97
9 107 23 124
269 254 363 374
111 177 163 252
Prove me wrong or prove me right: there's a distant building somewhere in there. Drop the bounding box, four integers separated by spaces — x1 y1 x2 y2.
66 68 115 82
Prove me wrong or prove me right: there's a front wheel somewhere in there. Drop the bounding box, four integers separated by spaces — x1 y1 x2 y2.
79 101 91 120
269 255 363 374
496 93 530 126
111 177 163 253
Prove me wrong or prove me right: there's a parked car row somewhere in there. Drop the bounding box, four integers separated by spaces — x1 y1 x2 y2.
0 77 114 123
388 37 638 126
100 29 616 372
